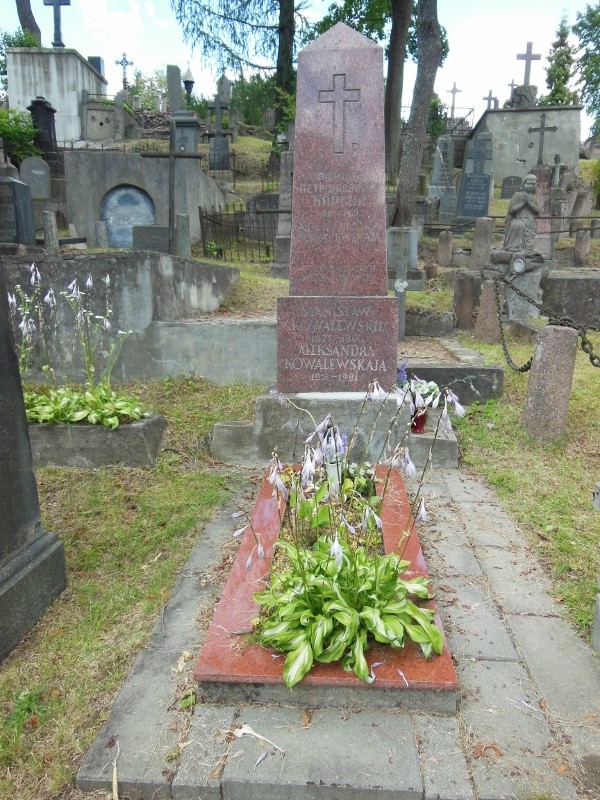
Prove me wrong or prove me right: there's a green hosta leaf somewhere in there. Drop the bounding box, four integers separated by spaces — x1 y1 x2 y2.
310 503 330 529
359 607 391 644
283 642 314 688
315 482 328 504
380 614 406 647
351 629 370 682
310 615 333 657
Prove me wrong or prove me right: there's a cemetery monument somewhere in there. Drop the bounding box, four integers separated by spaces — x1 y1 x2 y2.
277 23 397 392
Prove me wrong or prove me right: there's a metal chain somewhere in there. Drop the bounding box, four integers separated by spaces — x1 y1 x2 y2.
492 275 600 372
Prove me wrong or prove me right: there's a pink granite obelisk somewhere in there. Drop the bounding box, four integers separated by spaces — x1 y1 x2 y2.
277 23 398 392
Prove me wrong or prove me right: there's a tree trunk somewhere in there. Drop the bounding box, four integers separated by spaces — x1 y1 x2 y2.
275 0 295 128
392 0 442 226
384 0 411 172
15 0 41 43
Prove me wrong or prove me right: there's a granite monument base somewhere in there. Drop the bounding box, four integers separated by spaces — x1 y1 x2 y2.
277 296 398 392
0 531 66 662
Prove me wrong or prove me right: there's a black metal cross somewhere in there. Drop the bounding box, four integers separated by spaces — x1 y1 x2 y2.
447 82 461 119
527 112 558 166
319 74 360 155
508 79 517 94
115 52 134 90
43 0 71 48
482 90 497 110
517 41 541 86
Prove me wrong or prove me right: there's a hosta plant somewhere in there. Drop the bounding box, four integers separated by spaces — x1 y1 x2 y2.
252 391 445 689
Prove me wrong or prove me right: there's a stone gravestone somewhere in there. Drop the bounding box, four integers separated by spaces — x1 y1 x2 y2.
530 164 553 259
501 175 522 200
101 186 155 248
166 65 183 112
428 135 457 222
0 259 67 661
458 132 493 219
20 157 51 199
0 177 35 245
278 23 397 392
271 148 294 277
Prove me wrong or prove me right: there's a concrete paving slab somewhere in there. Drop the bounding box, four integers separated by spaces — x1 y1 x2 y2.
437 578 518 661
420 498 483 577
171 705 238 800
457 658 579 800
459 501 528 550
507 612 600 791
475 545 560 616
221 705 422 800
414 714 475 800
437 469 498 503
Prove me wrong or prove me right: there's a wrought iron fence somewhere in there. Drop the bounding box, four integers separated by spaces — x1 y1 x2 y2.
199 202 277 262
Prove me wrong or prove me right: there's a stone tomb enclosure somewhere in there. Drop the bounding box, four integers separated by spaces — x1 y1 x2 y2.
278 23 397 392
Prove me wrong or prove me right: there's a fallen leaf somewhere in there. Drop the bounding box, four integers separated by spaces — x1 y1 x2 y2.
302 708 312 728
43 753 53 763
555 764 568 775
439 584 456 593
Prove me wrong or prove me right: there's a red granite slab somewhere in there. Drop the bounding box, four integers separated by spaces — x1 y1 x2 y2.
288 23 387 297
194 467 458 707
277 295 398 393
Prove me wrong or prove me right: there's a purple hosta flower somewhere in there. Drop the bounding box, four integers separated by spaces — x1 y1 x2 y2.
330 534 344 569
29 263 41 287
7 293 17 315
306 413 333 445
340 513 355 536
67 279 81 300
323 426 345 462
402 449 417 479
414 388 425 408
245 552 253 571
268 385 289 407
257 542 265 560
396 360 408 383
232 511 249 537
104 274 110 288
102 316 111 332
86 273 93 290
43 288 56 310
313 443 324 467
268 454 288 498
440 403 453 438
416 498 427 523
396 386 410 409
445 389 465 417
362 504 383 532
301 447 315 488
367 379 387 403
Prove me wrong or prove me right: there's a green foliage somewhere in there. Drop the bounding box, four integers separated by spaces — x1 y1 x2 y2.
0 108 39 166
0 28 41 95
573 3 600 136
426 95 446 136
231 73 277 126
23 384 150 428
540 16 577 106
129 68 167 110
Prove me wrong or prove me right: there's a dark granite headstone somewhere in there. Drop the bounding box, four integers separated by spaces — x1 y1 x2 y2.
20 157 51 200
166 65 183 112
87 56 105 76
277 23 397 392
132 225 169 253
27 97 58 154
501 175 522 199
0 259 66 661
0 177 35 245
100 186 155 248
458 133 493 219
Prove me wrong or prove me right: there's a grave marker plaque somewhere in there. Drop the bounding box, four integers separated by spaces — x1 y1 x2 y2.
278 23 397 392
458 133 492 219
501 175 522 199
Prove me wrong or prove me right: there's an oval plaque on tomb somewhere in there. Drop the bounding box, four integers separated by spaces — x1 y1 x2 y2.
101 185 155 248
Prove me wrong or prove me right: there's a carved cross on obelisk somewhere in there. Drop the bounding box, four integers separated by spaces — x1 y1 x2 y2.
447 82 461 119
527 112 558 166
517 41 541 86
115 52 134 91
43 0 71 48
319 73 360 154
482 90 497 110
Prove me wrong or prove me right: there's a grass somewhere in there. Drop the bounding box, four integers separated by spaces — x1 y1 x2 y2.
454 331 600 634
0 377 263 800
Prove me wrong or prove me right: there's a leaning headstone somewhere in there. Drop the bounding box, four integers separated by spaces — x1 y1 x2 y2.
278 23 397 391
521 325 578 442
458 132 493 219
0 177 35 245
529 165 553 259
473 280 501 343
208 82 230 171
42 210 59 253
166 65 183 112
20 157 51 200
0 260 67 661
428 135 454 198
591 219 600 240
501 175 522 199
437 230 453 267
574 227 591 267
469 217 495 269
175 213 192 258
